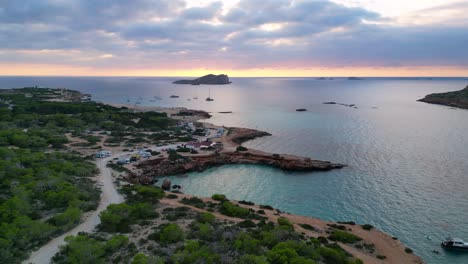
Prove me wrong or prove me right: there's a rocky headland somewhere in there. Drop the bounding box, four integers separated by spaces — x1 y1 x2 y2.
132 151 345 184
418 85 468 109
129 126 345 185
173 74 231 85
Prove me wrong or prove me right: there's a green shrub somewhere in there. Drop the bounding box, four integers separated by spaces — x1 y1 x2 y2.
239 220 257 228
211 194 227 201
361 224 374 231
260 205 274 210
299 223 316 231
181 197 205 208
405 247 413 254
220 201 250 218
160 224 185 244
327 223 347 230
239 200 254 205
277 217 294 230
197 212 215 224
328 230 362 244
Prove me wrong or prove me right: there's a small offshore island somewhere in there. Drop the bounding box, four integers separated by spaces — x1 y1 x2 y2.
0 88 423 264
419 85 468 109
173 74 232 85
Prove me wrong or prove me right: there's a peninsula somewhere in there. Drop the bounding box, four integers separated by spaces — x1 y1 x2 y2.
418 85 468 109
173 74 231 85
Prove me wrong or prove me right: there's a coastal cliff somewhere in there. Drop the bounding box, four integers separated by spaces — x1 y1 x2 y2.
173 74 231 85
418 85 468 109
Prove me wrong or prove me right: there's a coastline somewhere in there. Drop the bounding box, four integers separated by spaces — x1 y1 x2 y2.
106 102 346 182
2 88 426 263
161 192 424 264
103 102 424 263
93 99 424 264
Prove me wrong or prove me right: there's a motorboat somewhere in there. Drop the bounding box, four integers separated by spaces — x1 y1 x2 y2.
441 237 468 250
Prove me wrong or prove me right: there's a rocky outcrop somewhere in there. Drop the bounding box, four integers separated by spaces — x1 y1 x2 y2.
226 127 271 145
173 109 212 119
173 74 231 85
161 179 172 190
418 85 468 109
137 152 345 180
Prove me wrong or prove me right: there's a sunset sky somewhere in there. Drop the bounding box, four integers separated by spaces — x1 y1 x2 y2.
1 0 467 77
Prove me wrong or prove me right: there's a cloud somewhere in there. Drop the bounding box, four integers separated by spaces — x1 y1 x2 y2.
0 0 466 72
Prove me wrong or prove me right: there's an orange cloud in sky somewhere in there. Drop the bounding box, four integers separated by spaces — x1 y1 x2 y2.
0 63 467 77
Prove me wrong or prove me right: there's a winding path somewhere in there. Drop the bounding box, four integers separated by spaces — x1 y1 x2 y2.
24 154 124 264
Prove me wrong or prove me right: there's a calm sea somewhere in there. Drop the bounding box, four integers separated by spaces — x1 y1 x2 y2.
1 76 468 263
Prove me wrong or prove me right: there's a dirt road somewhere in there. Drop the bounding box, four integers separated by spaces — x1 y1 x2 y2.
24 154 124 264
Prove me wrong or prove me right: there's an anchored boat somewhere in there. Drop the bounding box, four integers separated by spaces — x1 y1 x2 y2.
441 237 468 250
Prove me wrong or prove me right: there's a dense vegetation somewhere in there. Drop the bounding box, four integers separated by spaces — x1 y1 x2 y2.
0 88 178 263
0 148 99 262
55 189 364 264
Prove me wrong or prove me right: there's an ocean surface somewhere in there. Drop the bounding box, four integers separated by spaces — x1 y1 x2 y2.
2 76 468 263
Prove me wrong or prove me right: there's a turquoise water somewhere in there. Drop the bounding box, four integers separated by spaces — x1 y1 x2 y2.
2 76 468 263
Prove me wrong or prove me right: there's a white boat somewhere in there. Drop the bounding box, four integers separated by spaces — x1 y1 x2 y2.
206 88 214 101
441 237 468 250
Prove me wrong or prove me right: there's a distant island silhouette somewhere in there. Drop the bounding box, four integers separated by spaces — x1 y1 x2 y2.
173 74 231 85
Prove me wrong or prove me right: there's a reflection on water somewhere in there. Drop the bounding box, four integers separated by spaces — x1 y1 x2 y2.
1 76 468 263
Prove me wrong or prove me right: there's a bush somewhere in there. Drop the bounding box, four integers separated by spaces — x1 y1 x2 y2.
361 224 374 231
99 202 157 233
299 223 316 231
277 217 294 230
160 224 185 244
239 220 257 228
211 194 227 201
405 247 413 254
167 194 178 199
377 255 386 260
197 212 215 224
260 205 274 210
338 221 356 225
239 200 254 205
328 230 362 244
236 146 248 151
181 197 205 208
220 201 250 218
327 224 347 230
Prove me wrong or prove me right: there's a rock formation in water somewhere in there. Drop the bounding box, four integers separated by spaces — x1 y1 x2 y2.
161 179 172 190
418 85 468 109
138 152 345 179
173 74 231 85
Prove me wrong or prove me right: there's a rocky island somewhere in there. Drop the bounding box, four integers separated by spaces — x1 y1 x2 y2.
418 85 468 109
173 74 231 85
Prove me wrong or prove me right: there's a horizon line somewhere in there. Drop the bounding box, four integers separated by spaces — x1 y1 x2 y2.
0 75 467 78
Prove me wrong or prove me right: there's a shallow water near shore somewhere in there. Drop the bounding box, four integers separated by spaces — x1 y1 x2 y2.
2 76 468 263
